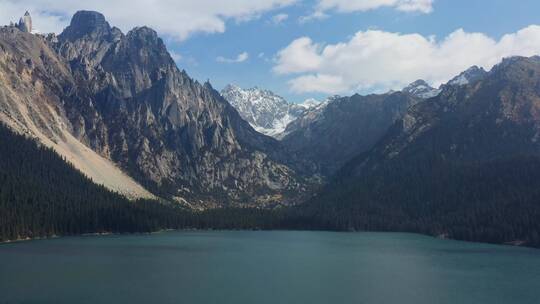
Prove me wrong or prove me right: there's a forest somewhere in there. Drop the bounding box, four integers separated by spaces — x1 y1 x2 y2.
2 123 540 248
0 124 289 242
299 153 540 248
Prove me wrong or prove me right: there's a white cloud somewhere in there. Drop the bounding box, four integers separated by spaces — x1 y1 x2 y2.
271 13 288 24
217 52 249 63
298 11 329 24
317 0 434 14
273 37 322 74
274 25 540 94
289 74 349 94
299 1 433 25
0 0 297 40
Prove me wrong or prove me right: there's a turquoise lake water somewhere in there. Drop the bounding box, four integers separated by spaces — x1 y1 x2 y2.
1 231 539 304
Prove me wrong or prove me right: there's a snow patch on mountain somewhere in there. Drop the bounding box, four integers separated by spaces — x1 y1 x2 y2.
221 84 323 138
402 80 441 99
447 66 488 86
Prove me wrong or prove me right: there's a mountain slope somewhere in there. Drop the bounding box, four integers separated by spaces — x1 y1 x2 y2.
281 92 421 175
0 11 308 208
221 84 321 138
303 56 540 247
0 24 154 199
402 80 441 98
0 123 302 241
0 123 180 241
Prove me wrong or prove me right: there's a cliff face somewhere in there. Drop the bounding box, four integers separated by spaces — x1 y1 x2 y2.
0 11 308 208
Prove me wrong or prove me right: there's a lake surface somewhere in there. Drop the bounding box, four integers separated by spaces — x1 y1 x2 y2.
1 231 540 304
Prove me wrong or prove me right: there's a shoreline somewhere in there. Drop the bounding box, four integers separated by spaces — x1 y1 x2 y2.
0 228 199 245
0 229 536 250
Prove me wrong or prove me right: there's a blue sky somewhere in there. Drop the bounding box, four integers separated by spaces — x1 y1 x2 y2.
2 0 540 102
172 0 540 101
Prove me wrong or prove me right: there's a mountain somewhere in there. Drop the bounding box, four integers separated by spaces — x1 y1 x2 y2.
0 11 308 208
280 91 422 175
446 66 488 86
278 79 444 175
221 84 322 138
304 56 540 247
402 79 441 98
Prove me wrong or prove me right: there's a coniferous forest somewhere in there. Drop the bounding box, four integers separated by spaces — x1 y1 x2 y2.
296 154 540 248
4 122 540 248
0 124 288 242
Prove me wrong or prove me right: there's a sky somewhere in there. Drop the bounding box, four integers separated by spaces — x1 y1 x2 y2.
2 0 540 102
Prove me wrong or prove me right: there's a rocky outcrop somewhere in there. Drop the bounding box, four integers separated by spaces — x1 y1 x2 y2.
17 11 32 33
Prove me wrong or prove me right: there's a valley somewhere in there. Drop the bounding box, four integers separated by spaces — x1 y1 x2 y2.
1 10 540 249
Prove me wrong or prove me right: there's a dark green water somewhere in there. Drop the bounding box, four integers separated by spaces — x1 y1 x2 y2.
1 231 539 304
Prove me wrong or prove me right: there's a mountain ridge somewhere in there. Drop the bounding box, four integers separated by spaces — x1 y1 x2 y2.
0 11 310 208
302 55 540 247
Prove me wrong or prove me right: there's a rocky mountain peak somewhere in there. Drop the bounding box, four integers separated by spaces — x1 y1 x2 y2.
116 26 173 70
127 26 160 44
221 85 322 138
402 79 441 98
447 65 487 86
491 56 540 78
17 11 32 33
60 10 113 41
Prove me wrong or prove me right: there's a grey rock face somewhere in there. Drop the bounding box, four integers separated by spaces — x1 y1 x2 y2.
60 11 112 41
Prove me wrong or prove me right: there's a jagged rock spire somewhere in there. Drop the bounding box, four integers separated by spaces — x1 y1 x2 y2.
17 11 32 33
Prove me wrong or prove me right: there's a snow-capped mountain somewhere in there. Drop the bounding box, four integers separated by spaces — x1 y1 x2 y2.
447 66 488 86
402 80 441 99
221 84 322 138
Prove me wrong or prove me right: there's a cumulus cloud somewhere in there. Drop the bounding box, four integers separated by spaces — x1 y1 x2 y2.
217 52 249 63
0 0 297 40
273 25 540 94
273 37 323 74
317 0 434 14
